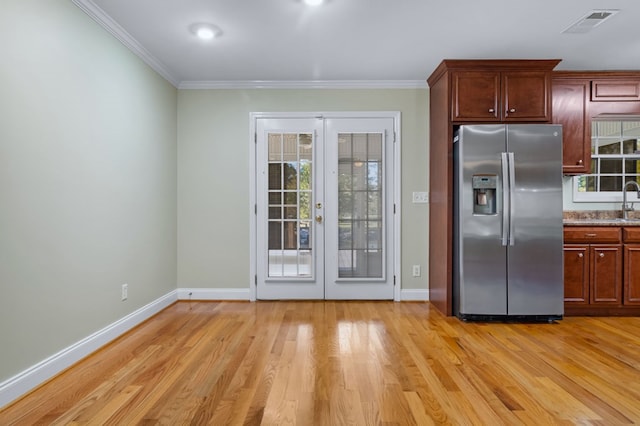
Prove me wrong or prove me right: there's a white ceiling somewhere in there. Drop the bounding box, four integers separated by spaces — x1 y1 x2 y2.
73 0 640 88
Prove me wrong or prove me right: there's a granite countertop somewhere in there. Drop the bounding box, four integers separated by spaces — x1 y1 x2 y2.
563 210 640 226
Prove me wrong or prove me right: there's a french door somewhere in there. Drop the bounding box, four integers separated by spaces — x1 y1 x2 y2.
254 115 396 300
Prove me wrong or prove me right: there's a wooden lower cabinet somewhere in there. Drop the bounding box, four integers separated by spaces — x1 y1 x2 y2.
564 225 640 315
563 245 588 304
624 244 640 305
590 245 622 304
563 244 622 306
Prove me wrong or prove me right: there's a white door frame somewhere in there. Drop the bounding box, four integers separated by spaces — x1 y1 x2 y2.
249 111 402 301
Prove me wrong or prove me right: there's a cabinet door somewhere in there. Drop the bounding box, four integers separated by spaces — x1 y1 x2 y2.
591 80 640 102
451 71 500 122
590 245 622 305
502 71 551 122
563 245 589 304
552 79 590 174
624 244 640 305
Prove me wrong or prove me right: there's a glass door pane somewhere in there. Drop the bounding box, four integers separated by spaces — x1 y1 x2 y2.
337 132 384 278
256 115 394 301
256 117 324 300
324 116 395 300
267 132 313 277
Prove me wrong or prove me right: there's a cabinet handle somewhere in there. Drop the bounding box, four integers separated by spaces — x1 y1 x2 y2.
599 252 605 258
488 108 495 113
577 159 583 165
578 253 583 258
585 233 597 237
509 108 516 113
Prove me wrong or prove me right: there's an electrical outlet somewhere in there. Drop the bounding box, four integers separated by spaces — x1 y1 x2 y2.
412 265 421 277
121 283 128 301
412 192 429 203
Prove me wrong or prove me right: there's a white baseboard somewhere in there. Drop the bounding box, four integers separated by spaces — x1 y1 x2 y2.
400 289 429 301
177 287 419 302
0 286 421 409
177 288 251 301
0 290 178 410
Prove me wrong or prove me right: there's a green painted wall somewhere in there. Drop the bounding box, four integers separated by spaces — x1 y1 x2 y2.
0 0 178 382
177 89 430 292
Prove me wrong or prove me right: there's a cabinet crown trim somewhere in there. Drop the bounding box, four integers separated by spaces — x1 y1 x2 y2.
553 70 640 79
428 59 561 87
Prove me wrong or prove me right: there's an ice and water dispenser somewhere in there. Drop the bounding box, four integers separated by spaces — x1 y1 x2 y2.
472 175 497 215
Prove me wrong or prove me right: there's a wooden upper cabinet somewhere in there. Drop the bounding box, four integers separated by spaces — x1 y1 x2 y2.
451 69 552 122
451 71 500 121
552 79 590 174
432 59 560 124
552 71 640 175
502 71 551 121
591 80 640 102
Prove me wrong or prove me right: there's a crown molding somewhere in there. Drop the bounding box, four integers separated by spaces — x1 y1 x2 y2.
178 80 428 90
71 1 427 91
71 0 180 87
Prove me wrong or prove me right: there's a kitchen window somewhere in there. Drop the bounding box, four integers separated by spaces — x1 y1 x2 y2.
573 119 640 202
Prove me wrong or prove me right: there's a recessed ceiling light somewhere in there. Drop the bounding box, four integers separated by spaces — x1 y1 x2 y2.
189 23 222 41
197 27 215 40
304 0 324 6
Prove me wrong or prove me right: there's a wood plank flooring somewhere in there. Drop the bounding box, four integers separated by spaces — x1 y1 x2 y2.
2 301 640 425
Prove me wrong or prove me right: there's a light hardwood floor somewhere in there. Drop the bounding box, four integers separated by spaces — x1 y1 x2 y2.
2 301 640 425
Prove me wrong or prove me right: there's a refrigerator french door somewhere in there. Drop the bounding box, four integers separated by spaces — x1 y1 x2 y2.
453 124 564 320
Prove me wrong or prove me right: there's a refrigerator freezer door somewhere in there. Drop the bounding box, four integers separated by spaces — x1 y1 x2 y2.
455 125 508 316
506 125 564 316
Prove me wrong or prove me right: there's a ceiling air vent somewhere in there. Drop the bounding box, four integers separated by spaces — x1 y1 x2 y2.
562 9 619 34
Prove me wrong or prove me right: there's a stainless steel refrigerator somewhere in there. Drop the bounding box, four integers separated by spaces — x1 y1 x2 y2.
453 124 564 321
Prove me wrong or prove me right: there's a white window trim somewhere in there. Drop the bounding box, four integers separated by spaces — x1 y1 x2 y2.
572 118 640 203
572 176 640 202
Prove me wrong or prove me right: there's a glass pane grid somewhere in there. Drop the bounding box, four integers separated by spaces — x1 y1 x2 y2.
580 121 640 193
337 132 384 279
267 132 313 278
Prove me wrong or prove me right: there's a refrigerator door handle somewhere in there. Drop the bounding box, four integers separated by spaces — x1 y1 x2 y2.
508 152 516 246
501 152 509 246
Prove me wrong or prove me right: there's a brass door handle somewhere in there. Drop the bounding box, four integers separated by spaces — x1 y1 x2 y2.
316 215 323 224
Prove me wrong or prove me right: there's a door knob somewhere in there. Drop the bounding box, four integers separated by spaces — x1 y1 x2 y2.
316 215 323 224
